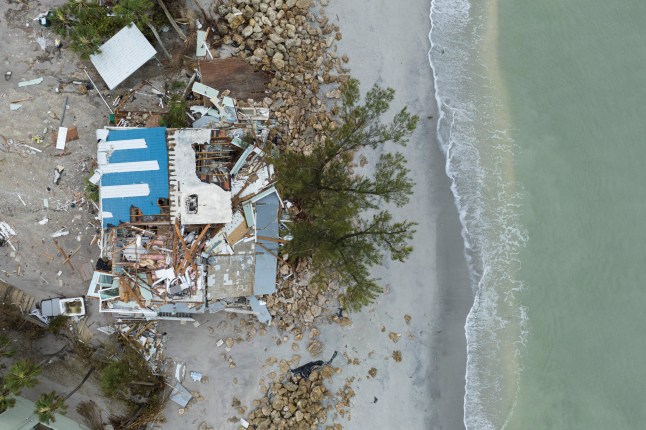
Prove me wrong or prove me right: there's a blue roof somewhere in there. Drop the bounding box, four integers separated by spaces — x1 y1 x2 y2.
253 192 280 295
101 127 168 228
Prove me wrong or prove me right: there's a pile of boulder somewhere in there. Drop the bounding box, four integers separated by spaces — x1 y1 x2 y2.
245 368 338 430
265 277 328 330
263 258 352 333
214 0 348 153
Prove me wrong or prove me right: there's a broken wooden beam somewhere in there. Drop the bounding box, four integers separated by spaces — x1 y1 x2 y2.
255 235 286 244
187 224 212 259
173 221 197 276
52 240 78 274
155 0 187 41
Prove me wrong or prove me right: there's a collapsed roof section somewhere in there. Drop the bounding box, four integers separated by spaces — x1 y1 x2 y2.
198 58 271 101
90 24 157 90
253 190 281 295
169 129 232 225
96 127 169 229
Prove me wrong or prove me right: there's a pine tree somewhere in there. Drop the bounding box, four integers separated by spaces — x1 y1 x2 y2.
50 0 159 60
275 78 419 310
113 0 154 30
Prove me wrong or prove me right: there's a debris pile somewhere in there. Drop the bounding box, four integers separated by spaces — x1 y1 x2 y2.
262 268 353 333
243 352 347 428
244 370 333 430
115 321 165 372
334 376 356 421
264 275 331 329
215 0 347 152
0 222 17 251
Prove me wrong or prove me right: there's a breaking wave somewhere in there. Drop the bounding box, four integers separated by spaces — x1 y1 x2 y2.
428 0 528 428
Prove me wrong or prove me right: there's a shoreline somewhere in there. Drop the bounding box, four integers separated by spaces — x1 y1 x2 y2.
325 0 473 428
428 0 528 426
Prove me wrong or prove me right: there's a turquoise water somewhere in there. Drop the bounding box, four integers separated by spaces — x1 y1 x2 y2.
501 0 646 428
430 0 646 428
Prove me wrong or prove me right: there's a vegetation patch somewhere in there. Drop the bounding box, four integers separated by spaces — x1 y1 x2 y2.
274 78 419 310
50 0 161 59
159 96 188 128
84 178 99 203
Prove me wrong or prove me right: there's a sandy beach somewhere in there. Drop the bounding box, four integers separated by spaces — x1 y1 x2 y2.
319 1 474 428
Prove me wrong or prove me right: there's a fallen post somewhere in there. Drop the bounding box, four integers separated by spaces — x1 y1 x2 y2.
155 0 187 41
82 68 114 114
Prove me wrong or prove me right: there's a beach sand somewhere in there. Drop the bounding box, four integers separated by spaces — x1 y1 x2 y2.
321 1 474 428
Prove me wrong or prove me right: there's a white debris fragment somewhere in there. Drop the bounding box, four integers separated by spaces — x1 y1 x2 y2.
18 77 43 87
51 229 69 238
0 222 17 251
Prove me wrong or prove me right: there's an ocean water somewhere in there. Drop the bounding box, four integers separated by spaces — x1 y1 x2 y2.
430 0 646 428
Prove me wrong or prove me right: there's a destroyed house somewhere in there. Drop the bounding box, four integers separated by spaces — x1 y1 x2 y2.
89 126 281 324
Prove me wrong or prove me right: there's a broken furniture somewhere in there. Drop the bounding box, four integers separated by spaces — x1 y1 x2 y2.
40 297 86 318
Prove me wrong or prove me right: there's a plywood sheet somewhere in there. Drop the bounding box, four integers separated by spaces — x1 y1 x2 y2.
199 58 271 100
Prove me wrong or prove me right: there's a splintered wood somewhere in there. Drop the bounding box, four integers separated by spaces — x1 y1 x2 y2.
108 222 215 312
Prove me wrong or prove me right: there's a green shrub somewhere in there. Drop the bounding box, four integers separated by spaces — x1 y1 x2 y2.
99 361 129 397
84 178 99 203
47 316 69 334
160 97 188 128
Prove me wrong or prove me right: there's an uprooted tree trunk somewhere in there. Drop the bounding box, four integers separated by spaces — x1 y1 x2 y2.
37 344 70 367
64 367 96 401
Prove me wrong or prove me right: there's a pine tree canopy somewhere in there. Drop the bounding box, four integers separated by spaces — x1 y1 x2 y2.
274 78 419 310
50 0 157 59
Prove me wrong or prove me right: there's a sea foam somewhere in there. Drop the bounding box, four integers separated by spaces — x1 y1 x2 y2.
428 0 528 428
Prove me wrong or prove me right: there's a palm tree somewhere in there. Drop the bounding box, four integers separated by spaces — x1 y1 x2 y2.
0 357 36 415
64 367 95 400
32 366 94 424
35 391 67 424
71 23 105 59
0 387 17 413
69 0 96 16
5 360 41 393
